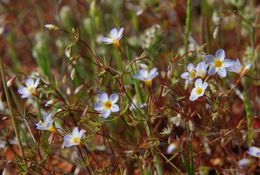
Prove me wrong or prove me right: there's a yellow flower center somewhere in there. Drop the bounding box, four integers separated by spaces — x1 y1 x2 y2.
196 87 203 95
145 80 152 87
27 86 36 94
73 137 80 144
48 125 56 133
191 71 197 78
214 59 223 69
112 39 120 48
104 101 113 110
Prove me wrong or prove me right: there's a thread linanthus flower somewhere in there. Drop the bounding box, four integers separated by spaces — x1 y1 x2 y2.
35 113 56 133
227 59 252 75
205 49 233 78
189 78 208 101
247 146 260 158
238 158 251 168
94 92 120 118
181 62 208 84
63 127 86 148
100 27 124 48
18 78 40 98
134 67 159 87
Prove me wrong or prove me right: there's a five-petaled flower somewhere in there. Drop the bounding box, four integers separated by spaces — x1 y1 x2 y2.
63 127 86 148
134 67 159 87
247 146 260 158
18 78 40 98
101 27 124 48
94 92 120 118
36 113 56 133
181 62 208 84
205 49 233 78
189 78 208 101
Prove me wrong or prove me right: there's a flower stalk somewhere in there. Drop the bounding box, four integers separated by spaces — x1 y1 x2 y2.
0 57 25 158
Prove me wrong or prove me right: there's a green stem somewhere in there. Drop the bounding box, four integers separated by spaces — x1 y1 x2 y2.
243 91 253 146
184 0 192 53
0 57 25 158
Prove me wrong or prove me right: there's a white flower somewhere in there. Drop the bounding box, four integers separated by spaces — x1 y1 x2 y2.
181 62 208 84
100 27 124 48
247 146 260 158
195 62 208 78
36 113 56 132
238 158 251 168
94 92 120 118
227 59 252 74
167 143 177 154
18 78 40 98
63 127 86 147
181 63 196 84
134 67 159 87
189 79 208 101
44 24 59 30
205 49 233 78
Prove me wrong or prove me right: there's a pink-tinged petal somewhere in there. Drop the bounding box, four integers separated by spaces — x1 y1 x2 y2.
117 27 124 40
72 127 79 136
110 28 118 38
98 92 108 102
187 63 194 72
181 72 189 79
202 82 208 90
34 78 40 88
217 68 227 78
101 110 111 118
21 94 30 98
205 55 214 64
111 104 119 112
94 102 104 111
208 66 216 75
215 49 225 60
195 79 202 87
109 93 119 103
25 78 34 86
100 37 113 44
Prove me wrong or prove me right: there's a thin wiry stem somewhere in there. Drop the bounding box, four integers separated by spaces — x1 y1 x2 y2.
0 57 25 158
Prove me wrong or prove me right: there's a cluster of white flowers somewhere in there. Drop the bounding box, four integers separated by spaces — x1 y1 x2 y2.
181 49 252 101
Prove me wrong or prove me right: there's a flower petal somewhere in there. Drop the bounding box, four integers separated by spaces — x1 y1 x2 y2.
117 27 124 40
205 55 214 64
217 68 227 78
72 127 79 136
187 63 194 72
79 129 86 138
181 72 189 79
109 93 119 103
100 37 113 44
215 49 225 60
202 82 208 90
111 104 119 112
110 28 118 38
25 78 34 86
102 110 111 118
94 102 104 111
208 66 216 75
195 79 202 87
34 78 40 88
98 92 108 102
